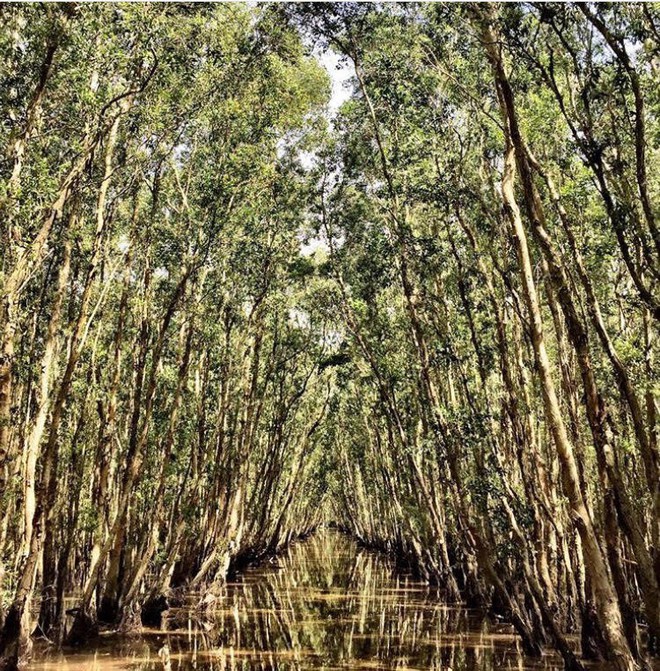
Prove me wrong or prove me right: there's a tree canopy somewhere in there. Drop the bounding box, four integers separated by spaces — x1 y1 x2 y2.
0 4 659 671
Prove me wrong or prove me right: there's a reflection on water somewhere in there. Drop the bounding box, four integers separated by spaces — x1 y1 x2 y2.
29 529 566 671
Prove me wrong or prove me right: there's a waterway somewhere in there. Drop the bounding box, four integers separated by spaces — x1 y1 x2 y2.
28 529 570 671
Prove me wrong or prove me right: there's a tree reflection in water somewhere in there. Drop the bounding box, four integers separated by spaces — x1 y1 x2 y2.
29 530 568 671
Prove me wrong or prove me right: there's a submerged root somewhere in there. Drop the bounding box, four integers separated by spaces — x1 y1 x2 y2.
118 603 142 636
65 609 98 647
197 581 226 613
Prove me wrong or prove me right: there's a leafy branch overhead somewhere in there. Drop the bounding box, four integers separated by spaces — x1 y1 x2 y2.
0 5 659 671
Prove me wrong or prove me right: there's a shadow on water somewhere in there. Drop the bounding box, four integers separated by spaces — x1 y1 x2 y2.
28 529 569 671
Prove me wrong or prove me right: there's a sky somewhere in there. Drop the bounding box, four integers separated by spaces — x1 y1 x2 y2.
295 47 354 259
317 48 354 120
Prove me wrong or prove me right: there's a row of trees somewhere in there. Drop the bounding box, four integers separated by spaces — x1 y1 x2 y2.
0 5 334 669
291 4 659 671
1 4 659 671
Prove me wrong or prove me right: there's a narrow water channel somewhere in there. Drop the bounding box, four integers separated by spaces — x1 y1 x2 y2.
28 529 567 671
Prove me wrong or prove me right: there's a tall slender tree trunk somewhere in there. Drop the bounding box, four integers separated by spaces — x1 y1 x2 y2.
475 10 638 670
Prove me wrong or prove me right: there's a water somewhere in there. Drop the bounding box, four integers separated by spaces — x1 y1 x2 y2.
28 529 567 671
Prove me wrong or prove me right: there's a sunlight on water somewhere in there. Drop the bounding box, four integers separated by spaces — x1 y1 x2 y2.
28 529 568 671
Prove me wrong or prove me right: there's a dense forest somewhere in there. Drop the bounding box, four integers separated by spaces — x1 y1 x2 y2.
0 3 658 671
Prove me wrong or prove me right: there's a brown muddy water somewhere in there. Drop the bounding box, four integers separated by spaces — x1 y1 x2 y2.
28 529 574 671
